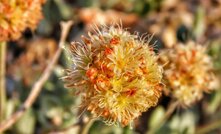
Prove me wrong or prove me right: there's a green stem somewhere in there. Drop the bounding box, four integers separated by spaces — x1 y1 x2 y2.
81 119 95 134
196 119 221 134
0 42 6 123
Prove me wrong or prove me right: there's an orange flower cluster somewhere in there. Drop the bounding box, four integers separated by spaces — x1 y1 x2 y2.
160 42 218 107
62 25 163 126
0 0 45 41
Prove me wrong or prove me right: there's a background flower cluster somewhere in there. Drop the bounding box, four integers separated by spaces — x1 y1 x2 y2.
1 0 221 134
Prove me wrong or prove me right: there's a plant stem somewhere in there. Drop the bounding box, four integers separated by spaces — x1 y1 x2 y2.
0 41 6 124
196 119 221 134
0 21 73 133
147 101 179 134
81 119 95 134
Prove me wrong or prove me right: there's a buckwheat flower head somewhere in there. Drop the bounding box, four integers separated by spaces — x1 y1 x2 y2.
0 0 45 41
160 41 218 107
62 24 163 126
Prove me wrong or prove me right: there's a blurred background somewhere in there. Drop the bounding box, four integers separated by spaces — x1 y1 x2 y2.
2 0 221 133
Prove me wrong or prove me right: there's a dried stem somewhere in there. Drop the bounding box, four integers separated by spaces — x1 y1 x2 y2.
0 21 73 133
196 119 221 134
0 42 6 123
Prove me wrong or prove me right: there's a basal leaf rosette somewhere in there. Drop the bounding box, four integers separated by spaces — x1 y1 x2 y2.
160 41 218 107
62 25 163 126
0 0 45 41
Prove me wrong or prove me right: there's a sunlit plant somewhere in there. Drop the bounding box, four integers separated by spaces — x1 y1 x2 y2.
0 0 45 41
159 41 218 107
62 24 164 126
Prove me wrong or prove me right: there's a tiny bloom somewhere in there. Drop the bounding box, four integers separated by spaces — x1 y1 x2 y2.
159 41 218 107
62 24 163 126
0 0 45 41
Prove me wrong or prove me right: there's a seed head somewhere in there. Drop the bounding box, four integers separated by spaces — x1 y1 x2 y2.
62 25 163 126
160 41 218 107
0 0 45 41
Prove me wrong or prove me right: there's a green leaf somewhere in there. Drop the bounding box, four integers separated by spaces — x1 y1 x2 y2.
14 108 36 134
89 121 124 134
169 110 196 134
193 7 205 39
54 0 73 20
5 99 17 119
148 106 165 129
123 126 134 134
207 90 221 114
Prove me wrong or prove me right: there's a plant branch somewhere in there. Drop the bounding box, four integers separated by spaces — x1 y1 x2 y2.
196 119 221 134
0 42 6 123
0 21 73 133
81 119 95 134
